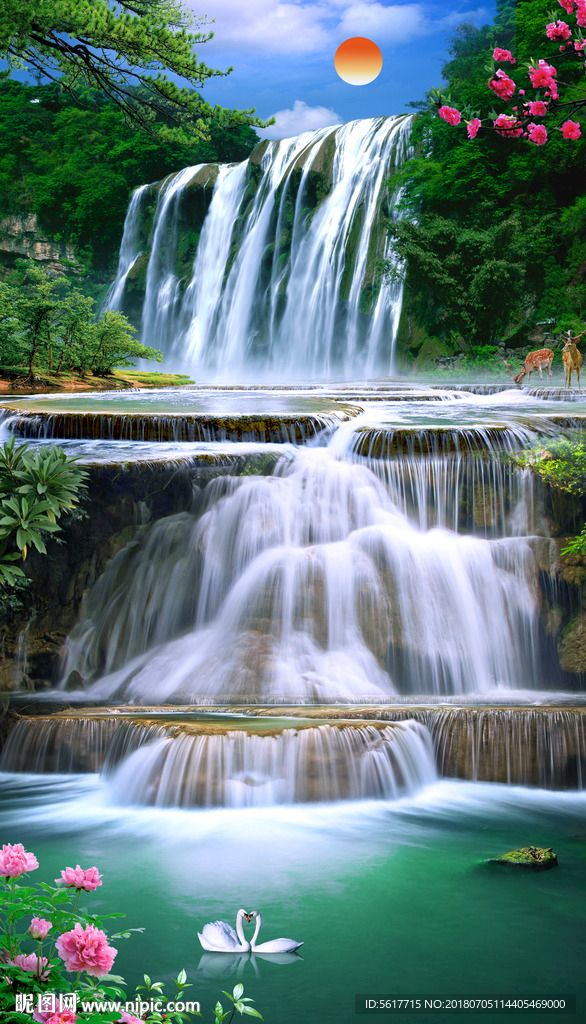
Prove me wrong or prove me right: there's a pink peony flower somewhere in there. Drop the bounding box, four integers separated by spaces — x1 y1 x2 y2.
577 0 586 26
33 1012 78 1024
58 865 102 891
575 39 586 49
29 916 52 940
0 843 39 879
528 60 557 90
562 119 581 138
528 122 548 144
56 922 117 977
546 20 571 40
117 1014 143 1024
493 47 515 62
494 113 524 137
9 952 50 979
488 69 516 100
467 118 482 139
438 105 461 125
558 0 575 12
528 100 548 116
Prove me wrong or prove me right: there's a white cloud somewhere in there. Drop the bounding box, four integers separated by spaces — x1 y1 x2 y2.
436 6 490 28
188 0 428 55
255 100 342 138
337 3 425 43
193 0 333 55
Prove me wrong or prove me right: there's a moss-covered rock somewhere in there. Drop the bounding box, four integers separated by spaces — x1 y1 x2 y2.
558 614 586 674
486 846 558 870
412 336 452 370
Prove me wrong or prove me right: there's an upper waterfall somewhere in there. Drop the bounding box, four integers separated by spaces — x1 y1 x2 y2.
106 115 412 378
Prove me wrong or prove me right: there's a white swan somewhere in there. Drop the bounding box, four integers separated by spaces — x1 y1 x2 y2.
198 909 251 952
246 910 303 953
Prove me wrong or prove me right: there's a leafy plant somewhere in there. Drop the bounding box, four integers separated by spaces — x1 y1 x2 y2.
0 438 88 585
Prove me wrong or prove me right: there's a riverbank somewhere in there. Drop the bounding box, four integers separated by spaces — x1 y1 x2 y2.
0 368 195 394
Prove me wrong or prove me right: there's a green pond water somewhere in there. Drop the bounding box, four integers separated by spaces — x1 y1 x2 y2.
1 774 585 1024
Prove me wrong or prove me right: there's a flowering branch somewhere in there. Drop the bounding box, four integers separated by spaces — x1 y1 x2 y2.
432 0 586 143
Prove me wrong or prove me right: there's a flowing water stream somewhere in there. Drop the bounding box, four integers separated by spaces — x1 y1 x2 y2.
2 380 586 1021
2 114 586 1019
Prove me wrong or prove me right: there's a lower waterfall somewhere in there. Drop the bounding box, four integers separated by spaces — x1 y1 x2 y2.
60 445 543 703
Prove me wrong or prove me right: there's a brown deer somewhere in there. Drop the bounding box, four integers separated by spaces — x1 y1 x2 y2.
502 348 554 388
562 334 582 388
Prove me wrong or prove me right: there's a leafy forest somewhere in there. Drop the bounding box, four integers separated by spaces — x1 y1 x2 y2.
390 0 586 363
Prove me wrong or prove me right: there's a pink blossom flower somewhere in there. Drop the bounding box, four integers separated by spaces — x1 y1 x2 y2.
494 114 524 137
56 923 117 977
29 917 52 940
9 953 50 980
488 69 516 100
438 105 461 125
467 118 482 139
528 122 548 144
558 0 574 12
117 1014 143 1024
562 119 582 138
546 20 571 40
493 47 515 62
58 865 102 891
0 843 39 879
575 39 586 49
528 60 557 90
528 101 548 116
33 1012 78 1024
519 89 525 95
577 0 586 26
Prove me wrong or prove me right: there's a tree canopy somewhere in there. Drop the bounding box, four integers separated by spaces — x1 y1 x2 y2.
0 261 162 377
0 79 259 272
0 0 267 143
390 0 586 354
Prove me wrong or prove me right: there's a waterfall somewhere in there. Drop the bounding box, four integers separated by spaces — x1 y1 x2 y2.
0 718 166 773
60 447 543 703
107 721 437 807
102 183 151 311
107 115 412 376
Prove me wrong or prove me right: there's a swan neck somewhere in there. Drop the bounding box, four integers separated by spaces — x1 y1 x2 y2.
236 910 250 950
251 913 262 949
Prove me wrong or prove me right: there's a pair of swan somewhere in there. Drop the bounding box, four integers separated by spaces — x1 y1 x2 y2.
198 908 302 953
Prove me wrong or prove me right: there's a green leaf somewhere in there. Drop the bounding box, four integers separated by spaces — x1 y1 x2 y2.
232 984 244 1001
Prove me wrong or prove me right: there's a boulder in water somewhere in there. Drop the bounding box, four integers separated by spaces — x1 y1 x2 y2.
486 846 558 871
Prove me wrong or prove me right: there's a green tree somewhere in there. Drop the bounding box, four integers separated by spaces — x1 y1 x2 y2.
79 309 163 374
0 261 162 377
0 0 268 143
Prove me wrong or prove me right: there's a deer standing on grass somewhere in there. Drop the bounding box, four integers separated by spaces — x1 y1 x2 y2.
562 330 586 388
502 348 554 388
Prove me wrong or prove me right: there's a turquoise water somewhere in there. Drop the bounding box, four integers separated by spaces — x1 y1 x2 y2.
1 774 585 1023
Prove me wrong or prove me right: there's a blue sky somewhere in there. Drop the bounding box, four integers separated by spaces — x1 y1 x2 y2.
184 0 497 137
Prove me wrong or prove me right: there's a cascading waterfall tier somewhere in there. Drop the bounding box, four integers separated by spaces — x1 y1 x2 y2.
59 446 543 703
108 720 436 807
4 708 585 792
0 717 166 773
0 714 437 806
106 116 413 376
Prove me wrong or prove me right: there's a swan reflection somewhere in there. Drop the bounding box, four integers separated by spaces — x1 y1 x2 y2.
197 950 303 979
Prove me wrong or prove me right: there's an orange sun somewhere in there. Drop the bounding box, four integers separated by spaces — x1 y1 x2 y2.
334 37 383 86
